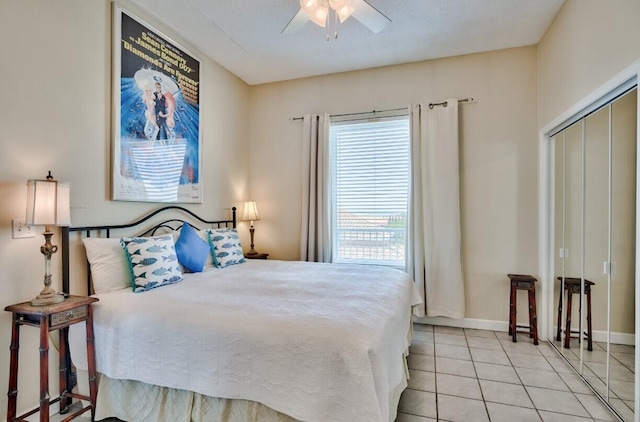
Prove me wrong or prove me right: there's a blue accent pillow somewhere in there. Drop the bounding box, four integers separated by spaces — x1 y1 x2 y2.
175 223 210 272
207 228 245 268
121 235 183 293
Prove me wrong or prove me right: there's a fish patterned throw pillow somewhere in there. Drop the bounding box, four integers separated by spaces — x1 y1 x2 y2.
206 228 245 268
121 235 183 292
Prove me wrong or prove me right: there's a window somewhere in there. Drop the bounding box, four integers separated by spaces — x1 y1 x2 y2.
330 114 410 267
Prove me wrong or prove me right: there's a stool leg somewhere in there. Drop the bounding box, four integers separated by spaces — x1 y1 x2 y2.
586 288 593 351
59 327 69 414
529 289 538 345
510 284 517 342
556 286 563 341
577 288 583 346
39 315 50 422
527 289 534 338
508 284 514 336
564 291 572 349
7 313 20 421
86 305 98 421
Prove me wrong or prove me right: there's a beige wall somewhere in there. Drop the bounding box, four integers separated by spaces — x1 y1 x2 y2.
0 0 250 416
249 47 540 323
537 0 640 129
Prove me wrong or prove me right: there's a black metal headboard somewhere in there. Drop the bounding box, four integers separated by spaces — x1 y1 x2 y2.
61 205 237 295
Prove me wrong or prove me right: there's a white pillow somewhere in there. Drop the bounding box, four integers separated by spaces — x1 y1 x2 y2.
82 238 131 294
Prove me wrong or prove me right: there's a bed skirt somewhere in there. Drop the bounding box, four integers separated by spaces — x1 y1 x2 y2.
76 368 408 422
77 373 299 422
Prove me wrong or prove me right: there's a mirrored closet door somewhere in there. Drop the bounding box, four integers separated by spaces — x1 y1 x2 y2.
552 87 637 421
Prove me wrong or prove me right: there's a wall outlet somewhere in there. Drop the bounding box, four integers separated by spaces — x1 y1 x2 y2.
12 218 35 239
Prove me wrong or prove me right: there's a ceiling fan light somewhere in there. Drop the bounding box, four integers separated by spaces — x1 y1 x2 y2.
300 0 329 27
312 7 329 26
301 0 322 10
328 0 352 11
336 5 354 23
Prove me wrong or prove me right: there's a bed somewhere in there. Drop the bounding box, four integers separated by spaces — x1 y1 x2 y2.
63 206 422 422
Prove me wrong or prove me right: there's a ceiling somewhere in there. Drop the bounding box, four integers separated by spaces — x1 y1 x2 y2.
127 0 565 86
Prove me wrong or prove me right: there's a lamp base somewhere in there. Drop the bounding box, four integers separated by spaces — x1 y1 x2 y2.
246 249 259 256
31 230 66 306
31 292 65 307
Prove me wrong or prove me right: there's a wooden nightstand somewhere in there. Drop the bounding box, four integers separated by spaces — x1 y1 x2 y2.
245 252 269 260
5 295 99 422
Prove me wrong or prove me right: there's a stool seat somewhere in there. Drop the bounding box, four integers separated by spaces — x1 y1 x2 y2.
556 277 594 350
562 277 595 293
508 274 538 345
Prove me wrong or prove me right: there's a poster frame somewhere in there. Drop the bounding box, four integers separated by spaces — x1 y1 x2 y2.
112 4 203 203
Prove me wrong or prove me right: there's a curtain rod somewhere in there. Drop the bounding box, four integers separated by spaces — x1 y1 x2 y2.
289 98 474 121
428 97 474 109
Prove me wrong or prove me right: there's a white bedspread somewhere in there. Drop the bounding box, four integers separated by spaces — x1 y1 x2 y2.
70 260 421 422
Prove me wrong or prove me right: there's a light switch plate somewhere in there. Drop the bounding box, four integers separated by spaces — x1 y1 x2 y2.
12 218 35 239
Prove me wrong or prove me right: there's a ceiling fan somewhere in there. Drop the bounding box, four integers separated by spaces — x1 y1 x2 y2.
282 0 391 37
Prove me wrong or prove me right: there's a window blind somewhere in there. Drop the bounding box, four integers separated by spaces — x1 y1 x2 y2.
330 115 410 266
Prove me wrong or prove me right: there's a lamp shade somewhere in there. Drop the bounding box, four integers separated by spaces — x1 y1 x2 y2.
26 178 71 226
241 201 260 222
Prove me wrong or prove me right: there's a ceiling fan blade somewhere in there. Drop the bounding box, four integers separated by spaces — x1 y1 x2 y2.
282 8 309 34
350 0 391 33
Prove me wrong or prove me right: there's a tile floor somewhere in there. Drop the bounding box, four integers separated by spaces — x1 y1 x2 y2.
551 337 635 421
40 324 630 422
396 324 626 422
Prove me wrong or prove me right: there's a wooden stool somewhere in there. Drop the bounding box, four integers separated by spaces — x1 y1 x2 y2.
508 274 538 345
5 296 98 422
555 277 593 351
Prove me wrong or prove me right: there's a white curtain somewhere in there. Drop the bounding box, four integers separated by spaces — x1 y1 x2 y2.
408 101 465 318
300 113 332 262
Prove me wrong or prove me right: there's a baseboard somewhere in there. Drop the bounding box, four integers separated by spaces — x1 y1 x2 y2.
603 330 635 346
551 326 636 346
415 317 635 346
415 316 508 333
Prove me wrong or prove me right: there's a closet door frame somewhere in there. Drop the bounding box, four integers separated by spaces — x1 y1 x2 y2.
539 60 639 419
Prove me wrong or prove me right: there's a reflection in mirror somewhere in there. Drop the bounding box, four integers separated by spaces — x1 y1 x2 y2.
553 120 584 370
583 105 613 398
551 88 636 421
602 90 636 420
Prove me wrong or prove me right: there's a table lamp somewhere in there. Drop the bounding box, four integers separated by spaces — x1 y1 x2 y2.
241 201 260 256
25 171 70 306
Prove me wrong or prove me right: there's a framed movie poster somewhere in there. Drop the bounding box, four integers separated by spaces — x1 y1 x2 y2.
112 5 202 203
